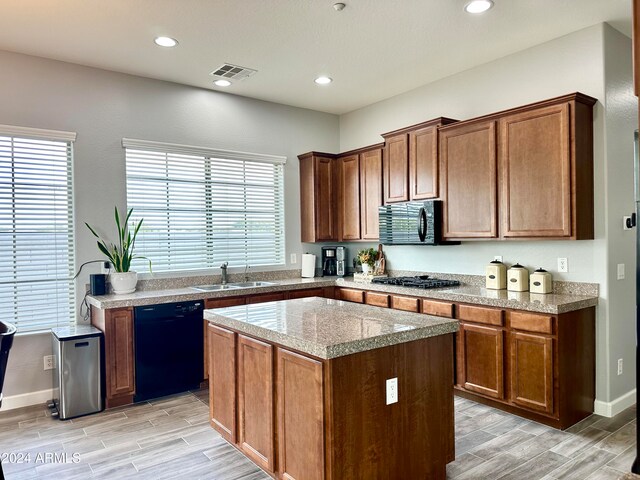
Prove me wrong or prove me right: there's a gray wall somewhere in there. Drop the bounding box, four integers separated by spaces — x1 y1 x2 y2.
0 50 339 398
330 23 637 405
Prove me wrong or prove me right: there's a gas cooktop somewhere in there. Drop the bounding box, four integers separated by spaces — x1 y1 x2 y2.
370 275 460 289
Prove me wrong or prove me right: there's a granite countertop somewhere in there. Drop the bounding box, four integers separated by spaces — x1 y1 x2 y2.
86 274 599 315
86 277 336 309
204 297 458 359
335 279 598 314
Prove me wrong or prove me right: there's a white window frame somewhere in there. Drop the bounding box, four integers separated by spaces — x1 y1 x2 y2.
123 138 286 273
0 124 76 333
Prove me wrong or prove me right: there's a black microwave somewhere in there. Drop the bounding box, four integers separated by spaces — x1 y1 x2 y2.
378 200 459 246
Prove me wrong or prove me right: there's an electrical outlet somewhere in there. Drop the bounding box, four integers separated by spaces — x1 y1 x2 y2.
617 263 625 280
624 216 633 230
386 377 398 405
101 261 111 274
618 358 623 376
557 258 568 273
494 255 503 262
290 253 297 264
43 355 54 371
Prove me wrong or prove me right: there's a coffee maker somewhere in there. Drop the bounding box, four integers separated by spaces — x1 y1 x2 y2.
336 246 347 277
321 246 337 276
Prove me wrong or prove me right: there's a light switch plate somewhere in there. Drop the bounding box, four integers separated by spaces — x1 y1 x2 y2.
290 253 297 264
386 377 398 405
617 263 625 280
494 255 503 262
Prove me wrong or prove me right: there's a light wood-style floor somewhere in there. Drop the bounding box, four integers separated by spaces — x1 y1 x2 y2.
0 390 635 479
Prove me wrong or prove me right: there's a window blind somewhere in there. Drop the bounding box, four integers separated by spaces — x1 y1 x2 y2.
125 143 285 272
0 130 75 332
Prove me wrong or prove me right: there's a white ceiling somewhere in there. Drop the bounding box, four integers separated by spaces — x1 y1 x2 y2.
0 0 632 115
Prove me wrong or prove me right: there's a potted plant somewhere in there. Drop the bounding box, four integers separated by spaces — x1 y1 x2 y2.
86 207 151 294
357 248 377 275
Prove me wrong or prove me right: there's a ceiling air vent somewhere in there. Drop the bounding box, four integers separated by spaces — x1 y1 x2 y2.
209 63 258 81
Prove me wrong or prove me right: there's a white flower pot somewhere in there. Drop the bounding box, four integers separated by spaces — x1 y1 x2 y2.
361 264 371 275
109 271 138 294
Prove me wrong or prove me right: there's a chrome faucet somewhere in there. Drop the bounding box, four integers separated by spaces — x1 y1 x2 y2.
220 262 229 285
244 264 250 282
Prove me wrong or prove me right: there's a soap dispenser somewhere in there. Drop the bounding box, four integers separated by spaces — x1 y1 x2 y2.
485 260 507 290
507 263 529 292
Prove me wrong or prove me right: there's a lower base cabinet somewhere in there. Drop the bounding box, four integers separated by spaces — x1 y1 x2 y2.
457 322 505 399
208 324 454 479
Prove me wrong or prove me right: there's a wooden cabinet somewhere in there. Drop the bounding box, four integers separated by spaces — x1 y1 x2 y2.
246 292 286 304
337 153 361 240
409 124 439 199
277 348 325 480
360 148 383 240
382 118 456 205
439 93 595 240
288 288 325 299
509 331 554 414
90 306 135 408
298 152 337 242
337 287 364 303
439 120 498 239
204 297 245 380
208 324 237 443
457 322 505 399
365 291 390 307
238 335 275 472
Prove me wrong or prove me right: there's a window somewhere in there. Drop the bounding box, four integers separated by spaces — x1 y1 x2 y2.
124 138 286 272
0 125 76 332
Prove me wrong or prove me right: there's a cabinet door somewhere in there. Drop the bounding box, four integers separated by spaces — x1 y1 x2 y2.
409 125 438 199
509 331 554 414
204 297 245 380
106 308 135 397
277 348 324 480
238 335 275 472
208 324 237 443
360 148 383 240
500 104 571 237
440 121 498 238
338 154 361 240
383 134 409 203
458 323 504 399
315 156 337 241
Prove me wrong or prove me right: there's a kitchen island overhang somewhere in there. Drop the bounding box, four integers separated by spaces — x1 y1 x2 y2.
204 297 458 480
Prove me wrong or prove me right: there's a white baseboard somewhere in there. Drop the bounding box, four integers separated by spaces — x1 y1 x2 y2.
594 389 636 418
0 389 52 412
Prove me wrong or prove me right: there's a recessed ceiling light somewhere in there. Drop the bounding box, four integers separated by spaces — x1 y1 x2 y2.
154 36 178 47
464 0 494 14
213 79 232 87
314 76 333 85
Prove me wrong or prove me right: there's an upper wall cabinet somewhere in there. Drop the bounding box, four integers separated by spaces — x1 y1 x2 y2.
382 118 457 204
298 152 338 243
439 93 596 240
337 146 384 241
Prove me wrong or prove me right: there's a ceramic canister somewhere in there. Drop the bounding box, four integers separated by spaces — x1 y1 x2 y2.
485 260 507 290
507 263 529 292
530 268 553 294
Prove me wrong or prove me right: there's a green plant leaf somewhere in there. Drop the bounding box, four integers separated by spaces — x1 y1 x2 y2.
85 222 101 239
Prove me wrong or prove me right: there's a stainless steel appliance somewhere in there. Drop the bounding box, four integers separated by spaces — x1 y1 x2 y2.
371 275 460 289
322 246 337 276
134 301 204 402
336 246 347 277
378 200 459 246
632 131 640 474
51 325 103 420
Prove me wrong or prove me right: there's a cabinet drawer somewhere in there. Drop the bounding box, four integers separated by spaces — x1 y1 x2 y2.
391 295 420 312
509 312 553 335
458 305 503 326
339 288 364 303
206 297 245 309
288 288 324 300
365 292 390 308
422 300 455 318
246 292 286 304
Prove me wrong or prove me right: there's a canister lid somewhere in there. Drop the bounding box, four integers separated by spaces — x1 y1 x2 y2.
510 263 525 269
490 260 503 265
534 268 548 273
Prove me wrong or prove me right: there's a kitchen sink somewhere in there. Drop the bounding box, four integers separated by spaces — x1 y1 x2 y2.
191 281 276 292
228 281 276 288
191 284 242 291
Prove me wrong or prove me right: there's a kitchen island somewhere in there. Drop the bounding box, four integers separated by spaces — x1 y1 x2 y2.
204 297 459 480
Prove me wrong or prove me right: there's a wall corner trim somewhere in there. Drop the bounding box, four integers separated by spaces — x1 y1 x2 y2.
594 389 636 418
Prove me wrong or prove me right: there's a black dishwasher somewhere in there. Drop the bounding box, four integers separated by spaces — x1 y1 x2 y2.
134 301 204 402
